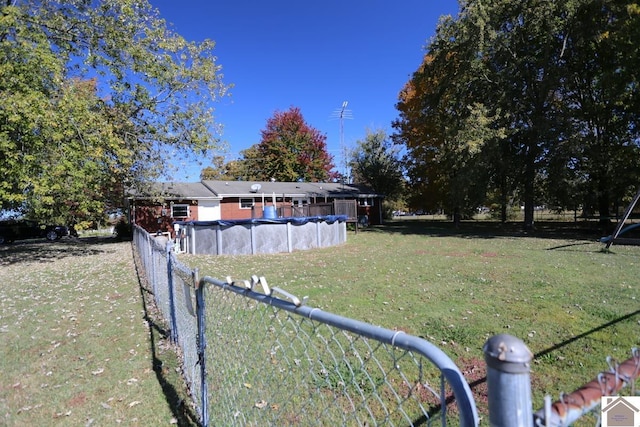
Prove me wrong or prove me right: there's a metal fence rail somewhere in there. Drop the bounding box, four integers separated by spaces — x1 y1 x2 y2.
200 275 478 427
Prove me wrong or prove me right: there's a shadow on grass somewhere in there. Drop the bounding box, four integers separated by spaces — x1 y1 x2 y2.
363 219 608 242
418 308 640 425
131 245 202 427
531 308 640 361
0 236 123 266
545 241 595 251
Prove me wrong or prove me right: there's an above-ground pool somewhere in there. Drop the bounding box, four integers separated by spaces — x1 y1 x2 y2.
175 215 348 255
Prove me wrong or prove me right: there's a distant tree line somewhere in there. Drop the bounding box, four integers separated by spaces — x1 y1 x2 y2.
8 0 635 231
393 0 640 228
204 1 640 228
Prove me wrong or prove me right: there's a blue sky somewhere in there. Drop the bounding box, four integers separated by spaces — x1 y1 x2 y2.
149 1 460 180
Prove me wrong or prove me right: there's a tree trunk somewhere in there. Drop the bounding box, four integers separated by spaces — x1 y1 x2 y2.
523 197 535 231
453 206 461 228
523 162 535 231
500 174 508 224
597 188 611 232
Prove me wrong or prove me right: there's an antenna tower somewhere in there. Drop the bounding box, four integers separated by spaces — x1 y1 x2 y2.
330 101 353 183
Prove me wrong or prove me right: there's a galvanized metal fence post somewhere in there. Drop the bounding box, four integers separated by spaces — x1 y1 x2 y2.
194 270 208 427
484 334 534 427
166 241 178 344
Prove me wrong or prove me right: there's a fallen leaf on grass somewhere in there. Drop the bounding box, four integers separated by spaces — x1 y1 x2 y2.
91 368 104 375
255 400 268 409
128 401 141 408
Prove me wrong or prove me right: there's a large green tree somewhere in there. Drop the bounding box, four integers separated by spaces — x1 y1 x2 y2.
349 129 404 201
394 8 502 222
23 78 130 225
482 0 573 229
1 0 228 225
254 107 337 182
395 0 640 227
557 1 640 221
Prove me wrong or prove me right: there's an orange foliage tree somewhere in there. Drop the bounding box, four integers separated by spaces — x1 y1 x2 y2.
254 107 337 182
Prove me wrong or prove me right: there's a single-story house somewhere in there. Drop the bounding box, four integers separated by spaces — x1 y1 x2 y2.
127 182 221 236
128 180 383 236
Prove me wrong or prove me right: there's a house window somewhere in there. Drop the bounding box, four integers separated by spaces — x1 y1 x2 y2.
172 204 189 218
359 198 373 207
240 198 254 209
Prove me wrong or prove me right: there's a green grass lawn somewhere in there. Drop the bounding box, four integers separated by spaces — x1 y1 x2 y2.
184 219 640 422
0 238 198 427
1 221 637 426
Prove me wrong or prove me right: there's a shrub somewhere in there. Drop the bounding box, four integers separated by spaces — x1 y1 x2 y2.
113 219 132 240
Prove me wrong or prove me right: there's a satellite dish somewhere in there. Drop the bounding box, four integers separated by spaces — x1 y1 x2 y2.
250 184 262 193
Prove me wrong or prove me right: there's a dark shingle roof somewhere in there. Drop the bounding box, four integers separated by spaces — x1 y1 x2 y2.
129 180 382 200
202 180 381 198
128 182 221 199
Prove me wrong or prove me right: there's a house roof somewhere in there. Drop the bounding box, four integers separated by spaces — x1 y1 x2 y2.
128 182 221 200
201 180 382 198
129 180 383 200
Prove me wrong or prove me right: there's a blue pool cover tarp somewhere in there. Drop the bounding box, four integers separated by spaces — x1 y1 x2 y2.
176 215 349 228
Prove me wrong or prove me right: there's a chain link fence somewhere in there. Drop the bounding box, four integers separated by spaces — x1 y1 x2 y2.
132 224 638 427
132 225 478 426
133 227 203 413
200 274 477 426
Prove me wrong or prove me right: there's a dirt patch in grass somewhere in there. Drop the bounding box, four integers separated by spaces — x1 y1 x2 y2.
458 356 489 413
